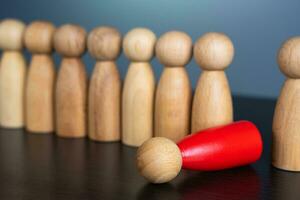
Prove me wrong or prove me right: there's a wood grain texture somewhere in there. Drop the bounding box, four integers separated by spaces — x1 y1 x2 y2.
122 28 156 62
272 37 300 171
87 26 122 142
0 51 26 128
24 21 55 54
277 37 300 78
192 71 233 133
272 79 300 171
155 31 192 142
155 31 192 67
136 137 182 184
88 61 121 141
25 55 55 133
192 32 234 133
122 28 156 147
87 26 121 61
53 24 86 57
122 62 155 146
193 32 234 71
155 67 191 142
56 58 87 138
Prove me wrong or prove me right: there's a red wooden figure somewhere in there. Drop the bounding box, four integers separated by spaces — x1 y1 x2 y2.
136 121 263 183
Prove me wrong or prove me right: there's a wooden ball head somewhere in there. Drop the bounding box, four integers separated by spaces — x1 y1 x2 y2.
155 31 192 142
122 28 156 146
123 28 156 62
194 32 234 71
136 137 182 184
192 32 234 132
0 19 25 51
24 21 56 133
24 21 55 54
54 24 87 138
88 26 121 61
156 31 192 67
273 37 300 171
88 26 122 141
0 19 26 128
54 24 86 57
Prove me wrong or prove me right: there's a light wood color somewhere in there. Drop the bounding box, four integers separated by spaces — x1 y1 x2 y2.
24 21 55 54
25 21 56 133
87 26 121 61
136 137 182 184
192 32 234 132
87 25 122 142
88 62 121 141
194 32 234 71
123 28 156 62
0 52 26 128
273 37 300 171
0 19 25 51
122 62 155 146
192 71 233 132
155 31 192 142
54 24 87 138
53 24 86 57
0 19 26 128
25 55 55 133
155 31 192 67
56 58 87 138
122 28 156 147
155 68 191 142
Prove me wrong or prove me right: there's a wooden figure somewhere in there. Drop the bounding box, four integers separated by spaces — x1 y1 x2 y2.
273 37 300 171
0 19 26 128
24 21 56 133
122 28 156 147
87 26 122 142
54 24 87 138
192 32 234 132
137 121 262 183
155 31 192 142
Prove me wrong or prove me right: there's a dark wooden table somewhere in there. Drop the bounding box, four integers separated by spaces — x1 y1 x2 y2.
0 96 299 200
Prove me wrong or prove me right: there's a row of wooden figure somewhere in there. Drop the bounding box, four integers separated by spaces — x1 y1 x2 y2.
1 19 300 173
0 18 235 147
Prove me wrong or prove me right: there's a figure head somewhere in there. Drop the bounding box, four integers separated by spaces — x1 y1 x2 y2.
136 137 182 184
88 26 121 61
0 19 25 51
194 32 234 71
24 21 55 54
277 37 300 78
123 28 156 62
54 24 86 57
156 31 192 67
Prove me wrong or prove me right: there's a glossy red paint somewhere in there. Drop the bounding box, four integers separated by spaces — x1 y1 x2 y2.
177 121 263 171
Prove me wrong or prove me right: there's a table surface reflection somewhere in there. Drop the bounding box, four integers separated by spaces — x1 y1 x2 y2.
0 95 299 200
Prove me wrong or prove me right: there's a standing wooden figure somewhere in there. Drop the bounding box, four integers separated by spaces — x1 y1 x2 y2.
155 31 192 142
0 19 26 128
88 26 122 142
54 24 87 138
273 37 300 171
122 28 156 146
24 21 56 133
192 32 234 133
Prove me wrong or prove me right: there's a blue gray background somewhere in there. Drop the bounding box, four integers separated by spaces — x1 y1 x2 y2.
0 0 298 98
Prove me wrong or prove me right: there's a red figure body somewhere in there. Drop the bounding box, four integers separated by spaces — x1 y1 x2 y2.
178 121 263 171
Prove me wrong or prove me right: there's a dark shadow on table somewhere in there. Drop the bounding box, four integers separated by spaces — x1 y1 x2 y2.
269 168 300 200
177 167 261 200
